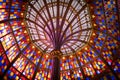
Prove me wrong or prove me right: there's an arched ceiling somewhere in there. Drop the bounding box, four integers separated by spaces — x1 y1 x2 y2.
26 0 92 55
0 0 120 80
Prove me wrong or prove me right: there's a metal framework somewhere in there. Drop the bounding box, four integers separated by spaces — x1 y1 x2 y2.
0 0 120 80
26 0 92 55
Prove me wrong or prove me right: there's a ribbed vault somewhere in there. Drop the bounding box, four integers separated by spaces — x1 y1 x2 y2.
26 0 92 55
0 0 120 80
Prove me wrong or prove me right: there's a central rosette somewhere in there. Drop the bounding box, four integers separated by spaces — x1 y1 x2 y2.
26 0 92 55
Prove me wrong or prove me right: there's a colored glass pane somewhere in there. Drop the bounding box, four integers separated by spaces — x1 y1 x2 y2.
0 33 16 50
6 44 19 62
23 62 35 79
0 54 9 74
0 22 11 38
13 55 28 72
40 55 52 69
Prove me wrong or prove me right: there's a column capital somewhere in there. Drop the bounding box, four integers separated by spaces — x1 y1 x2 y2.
50 50 62 58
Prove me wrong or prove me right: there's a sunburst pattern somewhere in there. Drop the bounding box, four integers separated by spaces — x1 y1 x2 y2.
26 0 92 55
0 0 120 80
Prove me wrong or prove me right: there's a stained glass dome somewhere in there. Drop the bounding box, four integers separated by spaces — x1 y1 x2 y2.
26 0 92 55
0 0 120 80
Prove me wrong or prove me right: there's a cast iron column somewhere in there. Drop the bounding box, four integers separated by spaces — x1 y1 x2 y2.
50 50 62 80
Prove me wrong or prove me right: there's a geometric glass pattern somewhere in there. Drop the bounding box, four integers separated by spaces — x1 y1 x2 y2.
26 0 92 55
0 0 120 80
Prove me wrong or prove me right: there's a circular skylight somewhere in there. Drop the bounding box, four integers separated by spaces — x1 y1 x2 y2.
26 0 92 55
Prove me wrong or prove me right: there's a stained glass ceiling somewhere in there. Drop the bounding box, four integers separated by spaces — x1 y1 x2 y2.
26 0 92 55
0 0 120 80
